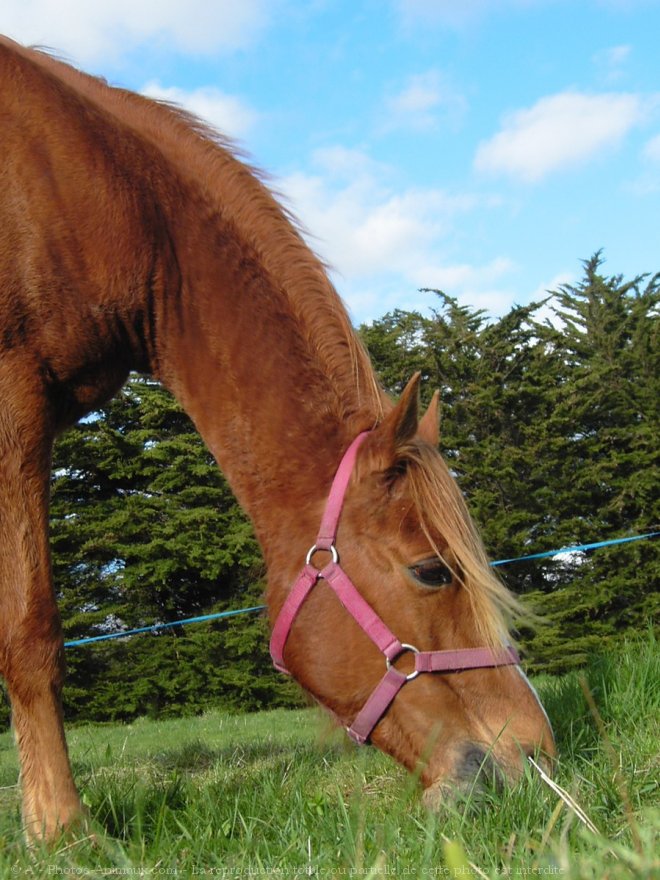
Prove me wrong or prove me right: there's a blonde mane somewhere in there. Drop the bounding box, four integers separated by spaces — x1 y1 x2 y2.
401 441 523 649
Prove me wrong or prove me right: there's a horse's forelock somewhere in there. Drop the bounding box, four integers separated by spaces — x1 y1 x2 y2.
399 441 522 649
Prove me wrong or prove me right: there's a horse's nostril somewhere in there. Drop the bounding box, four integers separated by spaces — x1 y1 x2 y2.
526 749 554 778
458 744 509 791
523 743 550 761
459 745 500 785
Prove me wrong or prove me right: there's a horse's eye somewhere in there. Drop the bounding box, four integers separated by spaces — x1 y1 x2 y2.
409 558 453 588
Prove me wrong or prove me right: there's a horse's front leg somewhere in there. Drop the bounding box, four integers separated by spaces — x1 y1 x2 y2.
0 405 84 841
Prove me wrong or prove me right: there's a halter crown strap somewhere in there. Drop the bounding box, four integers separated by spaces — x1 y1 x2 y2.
314 431 370 550
269 430 521 744
269 432 370 673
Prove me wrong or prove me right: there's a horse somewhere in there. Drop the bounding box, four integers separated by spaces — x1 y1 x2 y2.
0 36 555 841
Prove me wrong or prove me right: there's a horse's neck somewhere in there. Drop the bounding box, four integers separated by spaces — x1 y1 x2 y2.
151 189 378 562
4 38 382 561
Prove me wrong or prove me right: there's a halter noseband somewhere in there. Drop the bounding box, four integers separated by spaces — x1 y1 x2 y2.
269 431 520 745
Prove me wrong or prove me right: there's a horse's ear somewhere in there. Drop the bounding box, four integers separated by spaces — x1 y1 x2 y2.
389 372 421 448
363 373 420 469
418 390 440 446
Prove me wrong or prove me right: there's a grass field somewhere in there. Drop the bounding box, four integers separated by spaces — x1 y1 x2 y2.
0 634 657 879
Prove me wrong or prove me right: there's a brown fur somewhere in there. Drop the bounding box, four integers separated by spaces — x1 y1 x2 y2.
0 37 554 841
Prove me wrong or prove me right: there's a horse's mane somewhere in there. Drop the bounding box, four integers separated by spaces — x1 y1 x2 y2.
2 37 383 422
401 441 521 648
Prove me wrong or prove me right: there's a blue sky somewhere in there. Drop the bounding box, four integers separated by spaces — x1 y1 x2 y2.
5 1 660 324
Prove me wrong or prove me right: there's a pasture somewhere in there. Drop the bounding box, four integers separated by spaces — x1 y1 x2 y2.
0 634 657 879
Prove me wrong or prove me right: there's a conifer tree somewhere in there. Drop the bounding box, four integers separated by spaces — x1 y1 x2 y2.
50 376 302 722
361 256 658 672
3 253 653 728
525 253 659 670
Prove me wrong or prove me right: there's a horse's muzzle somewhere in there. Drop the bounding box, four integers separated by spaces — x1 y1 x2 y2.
422 741 554 808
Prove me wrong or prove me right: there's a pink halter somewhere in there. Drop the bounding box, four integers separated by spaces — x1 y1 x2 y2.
270 431 520 745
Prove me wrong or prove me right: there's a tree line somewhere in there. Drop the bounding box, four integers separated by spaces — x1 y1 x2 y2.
2 253 657 725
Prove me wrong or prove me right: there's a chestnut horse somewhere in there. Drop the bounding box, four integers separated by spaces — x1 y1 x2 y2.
0 36 554 840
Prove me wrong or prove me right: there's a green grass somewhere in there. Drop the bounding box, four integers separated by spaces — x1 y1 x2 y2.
0 633 657 879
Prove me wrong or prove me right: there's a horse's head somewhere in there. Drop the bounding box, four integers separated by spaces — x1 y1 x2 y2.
270 374 555 801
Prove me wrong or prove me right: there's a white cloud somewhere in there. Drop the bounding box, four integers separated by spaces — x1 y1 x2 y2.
390 72 442 115
528 272 575 301
141 82 258 139
3 0 269 65
384 70 467 131
409 257 518 314
396 0 504 29
396 0 556 30
280 147 478 279
278 147 514 320
643 133 660 161
529 274 575 327
604 45 631 66
412 257 515 290
474 91 647 182
305 146 390 182
627 132 660 194
592 43 631 75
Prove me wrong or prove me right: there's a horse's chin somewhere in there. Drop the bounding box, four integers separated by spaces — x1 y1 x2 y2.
422 747 554 810
422 780 457 811
422 773 503 811
422 745 522 809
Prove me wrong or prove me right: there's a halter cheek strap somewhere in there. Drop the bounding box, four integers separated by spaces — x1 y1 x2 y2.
269 431 520 745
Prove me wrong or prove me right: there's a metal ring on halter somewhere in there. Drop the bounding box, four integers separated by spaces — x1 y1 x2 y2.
386 643 420 681
305 543 339 567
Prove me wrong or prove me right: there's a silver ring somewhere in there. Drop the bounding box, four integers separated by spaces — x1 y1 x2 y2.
305 543 339 567
386 643 420 681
